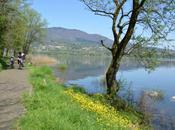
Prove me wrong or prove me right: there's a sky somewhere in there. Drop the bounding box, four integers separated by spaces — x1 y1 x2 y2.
31 0 175 48
31 0 113 39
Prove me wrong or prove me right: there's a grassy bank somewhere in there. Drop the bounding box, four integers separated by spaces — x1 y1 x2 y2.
18 66 148 130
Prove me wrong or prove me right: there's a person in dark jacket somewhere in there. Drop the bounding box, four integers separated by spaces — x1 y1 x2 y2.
17 52 22 69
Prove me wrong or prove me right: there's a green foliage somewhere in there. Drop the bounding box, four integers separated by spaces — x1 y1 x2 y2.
68 86 86 94
0 63 2 71
0 0 46 55
0 15 7 53
131 47 160 71
0 58 8 69
22 7 47 54
17 66 148 130
30 66 53 78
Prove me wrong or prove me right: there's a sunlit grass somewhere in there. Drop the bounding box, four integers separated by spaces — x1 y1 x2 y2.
17 66 148 130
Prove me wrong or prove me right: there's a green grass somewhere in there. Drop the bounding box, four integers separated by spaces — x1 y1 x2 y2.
17 66 149 130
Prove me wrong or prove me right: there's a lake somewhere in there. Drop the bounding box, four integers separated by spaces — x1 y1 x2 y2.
52 53 175 130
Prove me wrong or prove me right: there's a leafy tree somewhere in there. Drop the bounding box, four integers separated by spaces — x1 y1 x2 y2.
4 2 27 53
0 0 26 56
80 0 175 97
0 16 6 56
0 0 9 56
22 7 47 54
0 0 46 57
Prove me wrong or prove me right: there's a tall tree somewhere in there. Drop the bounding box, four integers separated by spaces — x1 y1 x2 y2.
0 0 9 56
0 0 46 56
80 0 175 97
0 0 27 56
22 7 46 54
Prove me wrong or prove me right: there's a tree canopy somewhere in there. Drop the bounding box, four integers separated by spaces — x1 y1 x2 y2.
0 0 46 57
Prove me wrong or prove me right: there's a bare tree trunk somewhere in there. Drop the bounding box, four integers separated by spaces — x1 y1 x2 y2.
0 49 3 58
106 54 121 97
2 48 6 57
14 50 16 57
6 48 8 57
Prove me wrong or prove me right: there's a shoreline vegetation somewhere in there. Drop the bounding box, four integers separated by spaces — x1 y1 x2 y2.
27 55 57 66
17 65 150 130
0 55 57 71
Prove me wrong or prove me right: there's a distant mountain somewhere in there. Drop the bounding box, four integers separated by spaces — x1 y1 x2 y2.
44 27 113 46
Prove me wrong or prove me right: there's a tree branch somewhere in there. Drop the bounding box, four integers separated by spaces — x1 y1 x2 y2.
112 0 127 44
100 40 112 51
124 40 144 55
81 0 114 19
113 0 119 7
119 0 146 51
94 12 113 19
117 8 133 39
139 0 147 8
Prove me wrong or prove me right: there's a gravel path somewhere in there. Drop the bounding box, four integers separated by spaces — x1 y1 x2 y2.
0 69 31 130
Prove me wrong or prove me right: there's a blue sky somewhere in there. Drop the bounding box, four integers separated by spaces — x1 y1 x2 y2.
31 0 113 39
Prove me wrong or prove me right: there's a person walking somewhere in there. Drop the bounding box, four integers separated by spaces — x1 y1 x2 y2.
17 52 22 69
10 56 14 69
21 52 25 67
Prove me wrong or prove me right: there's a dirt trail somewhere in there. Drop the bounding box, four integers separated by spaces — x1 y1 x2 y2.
0 69 31 130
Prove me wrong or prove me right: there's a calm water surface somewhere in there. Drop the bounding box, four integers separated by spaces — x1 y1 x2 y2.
53 53 175 130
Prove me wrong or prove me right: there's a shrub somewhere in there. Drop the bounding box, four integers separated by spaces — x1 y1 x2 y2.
0 58 8 70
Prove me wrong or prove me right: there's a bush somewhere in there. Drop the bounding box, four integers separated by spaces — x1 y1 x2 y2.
0 58 8 70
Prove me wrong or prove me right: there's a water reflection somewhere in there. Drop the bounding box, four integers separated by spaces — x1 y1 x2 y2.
52 53 175 80
66 76 106 94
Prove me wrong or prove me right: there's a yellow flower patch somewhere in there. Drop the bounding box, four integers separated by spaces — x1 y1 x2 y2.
65 89 140 130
